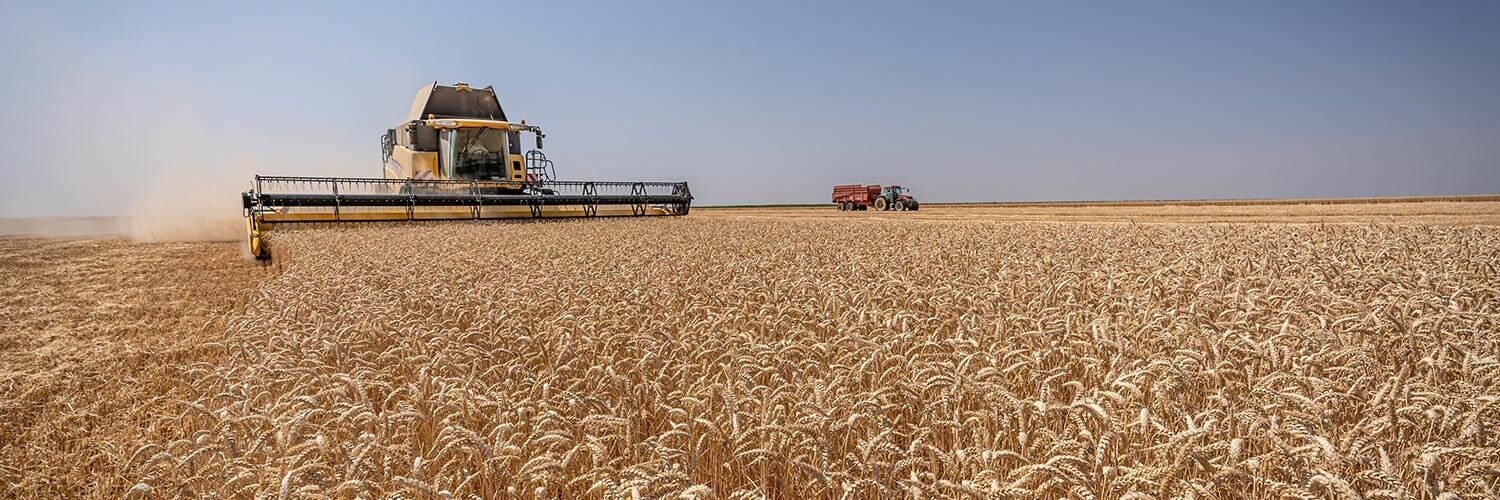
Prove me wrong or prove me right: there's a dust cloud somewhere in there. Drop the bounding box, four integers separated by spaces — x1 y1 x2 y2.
126 171 247 243
1 65 260 242
124 146 366 244
122 134 264 242
1 54 364 244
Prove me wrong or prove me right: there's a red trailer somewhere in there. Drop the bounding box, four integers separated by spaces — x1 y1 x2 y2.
832 184 879 211
832 184 919 211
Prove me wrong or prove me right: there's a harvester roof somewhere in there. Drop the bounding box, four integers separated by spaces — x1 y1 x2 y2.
405 82 508 122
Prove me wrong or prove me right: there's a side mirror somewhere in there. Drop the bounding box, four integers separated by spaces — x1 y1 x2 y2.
535 134 544 149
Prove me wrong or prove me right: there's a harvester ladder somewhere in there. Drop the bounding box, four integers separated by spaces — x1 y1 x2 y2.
525 150 556 183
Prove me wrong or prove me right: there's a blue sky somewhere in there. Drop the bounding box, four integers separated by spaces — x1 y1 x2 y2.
2 1 1498 216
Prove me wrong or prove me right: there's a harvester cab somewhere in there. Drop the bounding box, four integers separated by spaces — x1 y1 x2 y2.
380 82 543 189
243 81 693 260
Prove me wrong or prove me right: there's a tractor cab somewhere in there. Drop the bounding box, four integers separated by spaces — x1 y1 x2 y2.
878 185 919 211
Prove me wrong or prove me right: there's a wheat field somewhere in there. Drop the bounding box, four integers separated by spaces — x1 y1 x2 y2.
2 206 1498 498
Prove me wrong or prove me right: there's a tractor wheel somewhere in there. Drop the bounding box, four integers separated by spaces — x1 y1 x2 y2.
894 200 907 211
875 197 889 211
909 201 919 211
837 202 845 211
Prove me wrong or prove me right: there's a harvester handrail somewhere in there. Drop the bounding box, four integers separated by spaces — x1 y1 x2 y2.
253 175 688 195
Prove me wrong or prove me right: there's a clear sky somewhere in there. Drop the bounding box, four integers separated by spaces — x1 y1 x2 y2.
2 1 1498 216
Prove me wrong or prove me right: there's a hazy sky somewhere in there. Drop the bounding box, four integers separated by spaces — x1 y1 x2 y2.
2 1 1498 216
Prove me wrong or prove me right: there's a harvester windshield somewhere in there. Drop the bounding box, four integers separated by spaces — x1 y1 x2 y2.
443 127 517 180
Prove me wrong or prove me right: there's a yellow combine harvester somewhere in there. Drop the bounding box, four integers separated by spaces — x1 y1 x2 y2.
241 82 692 259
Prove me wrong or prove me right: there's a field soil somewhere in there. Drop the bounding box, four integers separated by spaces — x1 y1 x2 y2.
1 200 1497 498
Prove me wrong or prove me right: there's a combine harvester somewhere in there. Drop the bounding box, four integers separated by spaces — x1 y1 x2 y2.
241 82 693 259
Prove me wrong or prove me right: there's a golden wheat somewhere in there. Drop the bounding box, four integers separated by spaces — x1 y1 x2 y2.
2 212 1498 498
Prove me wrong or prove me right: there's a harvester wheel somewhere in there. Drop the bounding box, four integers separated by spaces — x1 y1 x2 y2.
875 197 889 211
